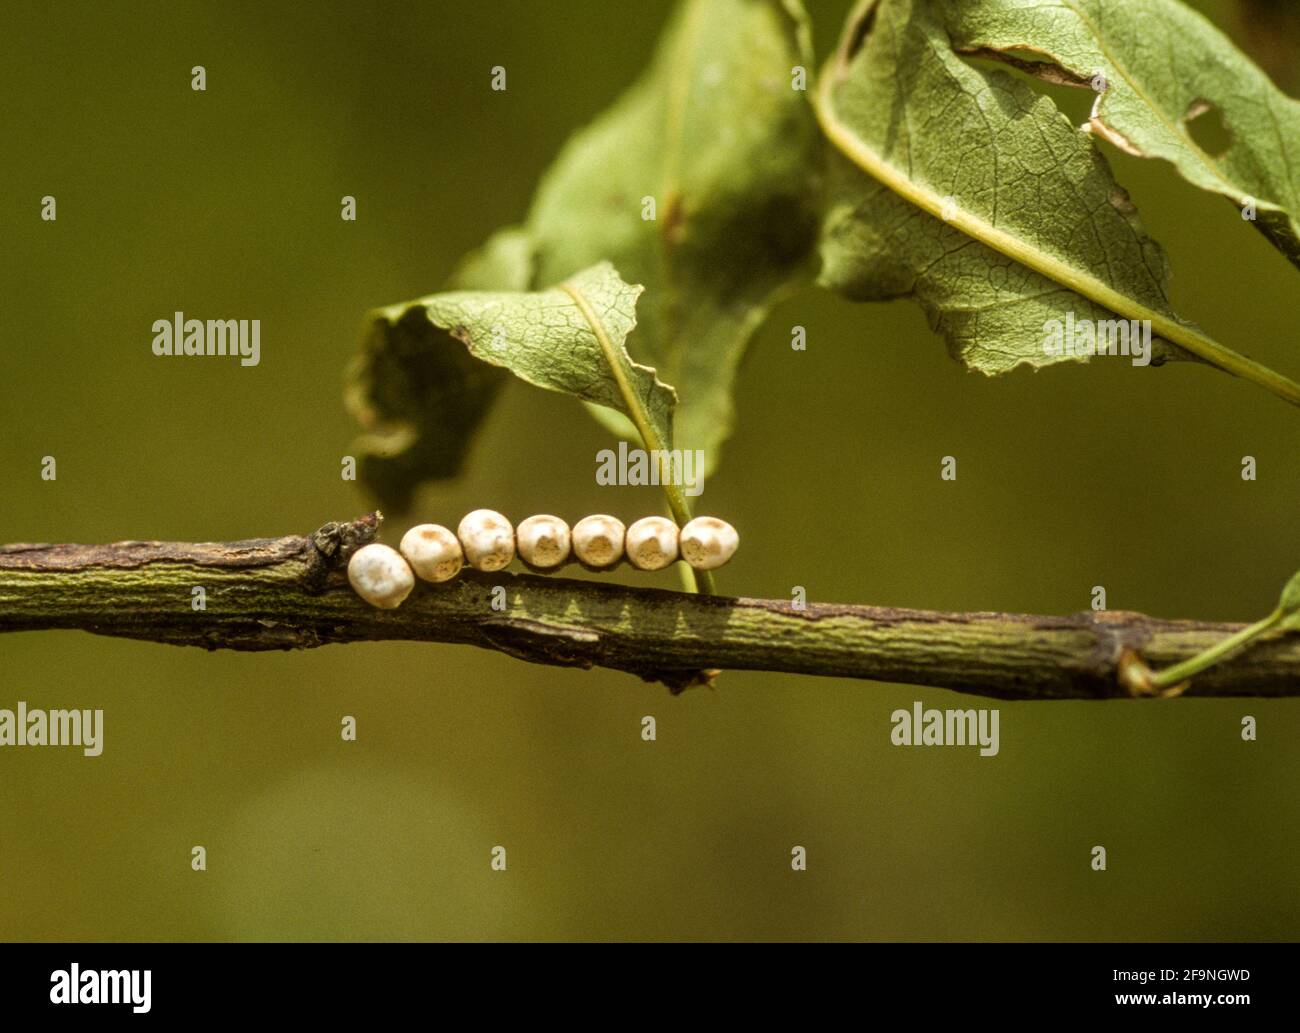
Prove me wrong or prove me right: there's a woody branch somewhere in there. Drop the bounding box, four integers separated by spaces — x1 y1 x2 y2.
0 514 1297 699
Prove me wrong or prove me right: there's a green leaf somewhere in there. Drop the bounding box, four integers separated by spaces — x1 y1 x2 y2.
347 0 819 511
940 0 1300 271
815 0 1300 404
526 0 822 472
347 260 677 511
344 228 533 511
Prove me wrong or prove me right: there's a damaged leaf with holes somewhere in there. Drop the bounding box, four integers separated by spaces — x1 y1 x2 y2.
819 0 1188 375
940 0 1300 270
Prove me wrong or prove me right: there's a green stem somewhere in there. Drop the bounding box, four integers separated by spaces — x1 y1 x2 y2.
1150 610 1283 690
561 282 716 597
661 488 715 596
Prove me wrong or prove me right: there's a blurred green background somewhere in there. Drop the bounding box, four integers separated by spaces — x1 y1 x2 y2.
2 0 1298 941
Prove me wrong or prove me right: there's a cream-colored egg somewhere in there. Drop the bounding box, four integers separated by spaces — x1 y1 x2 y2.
515 515 571 571
679 517 739 571
400 523 464 583
625 516 679 571
457 509 515 571
571 515 626 570
347 543 416 609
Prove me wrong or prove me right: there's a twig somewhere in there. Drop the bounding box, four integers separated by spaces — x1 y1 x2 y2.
1 514 1297 699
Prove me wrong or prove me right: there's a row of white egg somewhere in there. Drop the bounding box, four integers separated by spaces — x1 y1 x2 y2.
347 510 738 609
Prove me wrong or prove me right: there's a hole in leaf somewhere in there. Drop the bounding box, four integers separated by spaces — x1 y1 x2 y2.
1184 98 1232 157
959 52 1096 126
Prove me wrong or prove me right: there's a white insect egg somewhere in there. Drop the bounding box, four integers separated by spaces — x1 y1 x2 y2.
678 517 739 571
399 523 464 583
625 516 679 571
347 543 416 609
572 514 626 570
457 509 516 571
516 515 571 571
